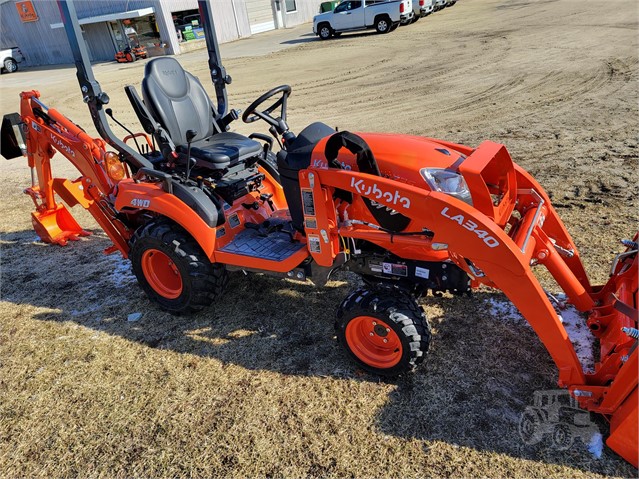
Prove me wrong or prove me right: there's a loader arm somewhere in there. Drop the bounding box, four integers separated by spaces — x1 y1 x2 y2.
303 146 637 465
303 167 587 386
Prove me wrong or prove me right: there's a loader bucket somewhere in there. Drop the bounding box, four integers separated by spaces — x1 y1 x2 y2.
607 388 638 467
31 203 90 246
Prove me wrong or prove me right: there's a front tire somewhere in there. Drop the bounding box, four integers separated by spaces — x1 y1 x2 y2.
336 288 431 376
130 218 228 313
3 59 17 73
375 16 392 34
318 24 333 40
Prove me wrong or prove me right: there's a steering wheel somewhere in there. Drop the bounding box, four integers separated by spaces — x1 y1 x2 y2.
242 85 292 134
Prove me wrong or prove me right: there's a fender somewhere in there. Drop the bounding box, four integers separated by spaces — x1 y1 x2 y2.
115 179 218 259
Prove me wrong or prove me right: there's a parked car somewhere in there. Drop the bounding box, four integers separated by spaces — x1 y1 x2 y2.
313 0 405 39
0 46 24 73
434 0 446 11
399 0 414 25
412 0 434 21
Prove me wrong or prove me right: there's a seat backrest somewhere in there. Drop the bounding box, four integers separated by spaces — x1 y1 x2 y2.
142 57 215 147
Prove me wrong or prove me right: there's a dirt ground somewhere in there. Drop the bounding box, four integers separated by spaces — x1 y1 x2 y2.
1 0 637 477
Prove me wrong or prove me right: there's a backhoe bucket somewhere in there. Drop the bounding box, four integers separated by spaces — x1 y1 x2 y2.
31 203 90 246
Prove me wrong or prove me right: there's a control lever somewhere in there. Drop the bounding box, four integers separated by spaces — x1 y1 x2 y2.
260 193 275 212
105 107 142 154
185 129 198 179
249 132 274 159
269 126 283 149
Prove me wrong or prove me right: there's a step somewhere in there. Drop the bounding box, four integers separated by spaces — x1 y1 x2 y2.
219 219 305 262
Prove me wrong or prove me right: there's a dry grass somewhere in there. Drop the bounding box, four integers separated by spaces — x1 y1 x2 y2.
1 0 638 476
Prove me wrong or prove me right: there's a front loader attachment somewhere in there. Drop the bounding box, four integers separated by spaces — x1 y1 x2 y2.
307 139 638 464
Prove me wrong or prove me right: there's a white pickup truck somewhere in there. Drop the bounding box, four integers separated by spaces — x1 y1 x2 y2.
313 0 410 39
0 46 25 74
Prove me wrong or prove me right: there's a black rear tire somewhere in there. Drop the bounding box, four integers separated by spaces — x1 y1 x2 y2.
336 288 431 376
130 218 228 313
375 16 392 34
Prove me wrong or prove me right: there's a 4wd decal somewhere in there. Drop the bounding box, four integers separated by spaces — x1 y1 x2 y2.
131 198 150 208
441 207 499 248
351 178 411 209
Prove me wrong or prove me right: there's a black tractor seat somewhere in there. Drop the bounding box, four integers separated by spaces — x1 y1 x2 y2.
175 132 261 170
141 57 261 171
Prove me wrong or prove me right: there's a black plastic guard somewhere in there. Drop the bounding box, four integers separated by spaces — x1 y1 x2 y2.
1 113 26 160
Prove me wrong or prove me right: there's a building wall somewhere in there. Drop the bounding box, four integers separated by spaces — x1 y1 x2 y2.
0 0 323 67
83 22 116 61
0 0 75 65
280 0 323 28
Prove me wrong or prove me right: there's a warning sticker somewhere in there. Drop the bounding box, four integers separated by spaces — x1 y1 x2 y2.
305 217 317 229
229 213 241 229
382 262 408 277
415 266 430 279
302 189 315 216
308 235 321 253
216 227 226 238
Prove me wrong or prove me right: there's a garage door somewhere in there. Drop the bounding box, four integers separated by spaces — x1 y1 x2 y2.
245 0 275 34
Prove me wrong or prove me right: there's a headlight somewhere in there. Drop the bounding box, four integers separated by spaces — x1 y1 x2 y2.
420 168 473 206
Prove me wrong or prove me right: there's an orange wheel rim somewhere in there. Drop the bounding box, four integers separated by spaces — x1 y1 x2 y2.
345 316 402 369
141 249 183 299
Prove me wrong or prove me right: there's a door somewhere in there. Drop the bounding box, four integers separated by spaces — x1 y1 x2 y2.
332 1 364 30
245 0 275 34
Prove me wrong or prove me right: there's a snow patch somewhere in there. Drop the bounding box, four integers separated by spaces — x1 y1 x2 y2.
106 254 136 288
486 297 528 325
485 294 596 373
558 307 596 374
588 432 604 459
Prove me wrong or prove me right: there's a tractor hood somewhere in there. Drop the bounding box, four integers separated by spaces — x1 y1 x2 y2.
310 132 470 187
310 132 518 227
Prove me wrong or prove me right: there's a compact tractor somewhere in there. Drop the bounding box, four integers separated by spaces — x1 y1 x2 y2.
1 0 636 466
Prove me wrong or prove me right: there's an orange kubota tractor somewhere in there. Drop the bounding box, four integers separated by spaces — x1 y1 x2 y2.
1 0 636 466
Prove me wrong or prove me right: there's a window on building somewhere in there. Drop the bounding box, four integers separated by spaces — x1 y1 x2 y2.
172 9 202 42
285 0 297 13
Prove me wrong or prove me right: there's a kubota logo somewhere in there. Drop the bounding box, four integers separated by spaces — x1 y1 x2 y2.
312 158 352 170
441 206 499 248
351 178 411 209
50 133 75 158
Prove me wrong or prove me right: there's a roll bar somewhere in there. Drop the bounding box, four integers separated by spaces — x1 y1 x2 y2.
57 0 230 166
55 1 149 170
198 0 231 118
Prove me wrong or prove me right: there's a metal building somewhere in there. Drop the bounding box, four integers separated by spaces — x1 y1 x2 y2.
0 0 322 66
